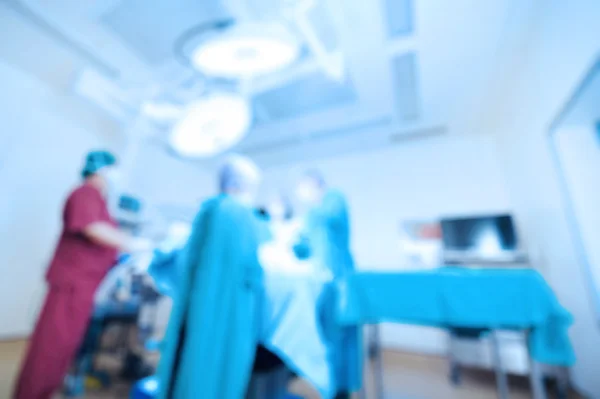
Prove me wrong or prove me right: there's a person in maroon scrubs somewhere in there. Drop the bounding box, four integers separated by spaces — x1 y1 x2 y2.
13 150 148 399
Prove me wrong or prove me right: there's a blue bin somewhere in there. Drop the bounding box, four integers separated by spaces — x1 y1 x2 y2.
130 376 158 399
130 376 303 399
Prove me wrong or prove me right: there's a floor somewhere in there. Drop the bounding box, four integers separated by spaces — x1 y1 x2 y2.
0 340 579 399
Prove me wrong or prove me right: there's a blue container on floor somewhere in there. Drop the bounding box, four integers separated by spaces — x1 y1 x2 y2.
130 376 158 399
131 376 303 399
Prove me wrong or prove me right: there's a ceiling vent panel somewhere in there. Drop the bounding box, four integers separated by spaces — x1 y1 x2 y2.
391 52 420 121
388 125 446 144
242 122 447 166
383 0 414 38
252 70 356 122
242 117 391 154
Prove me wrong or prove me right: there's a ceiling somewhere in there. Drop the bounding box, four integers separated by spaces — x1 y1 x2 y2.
5 0 540 165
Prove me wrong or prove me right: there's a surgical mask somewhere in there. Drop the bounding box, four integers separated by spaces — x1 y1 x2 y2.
296 181 320 205
99 167 124 214
236 191 256 207
102 168 123 191
230 184 259 208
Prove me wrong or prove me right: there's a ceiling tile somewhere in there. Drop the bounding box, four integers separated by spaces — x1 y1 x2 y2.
383 0 414 38
253 71 357 122
101 0 223 64
391 52 420 121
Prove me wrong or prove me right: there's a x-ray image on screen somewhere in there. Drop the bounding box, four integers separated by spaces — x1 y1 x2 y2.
441 215 517 259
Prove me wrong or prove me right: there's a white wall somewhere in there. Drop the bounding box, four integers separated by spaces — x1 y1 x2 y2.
554 126 600 311
0 61 108 338
0 61 214 338
475 1 600 395
0 1 221 338
126 143 215 240
0 68 213 341
263 134 512 354
0 75 215 340
129 144 214 208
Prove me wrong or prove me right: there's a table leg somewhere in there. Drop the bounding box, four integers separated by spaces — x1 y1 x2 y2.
491 331 509 399
358 325 370 399
372 324 385 399
358 326 367 399
448 331 462 386
528 359 547 399
556 367 569 399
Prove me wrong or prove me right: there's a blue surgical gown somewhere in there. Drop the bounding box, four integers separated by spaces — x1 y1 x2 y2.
298 190 362 393
153 195 263 399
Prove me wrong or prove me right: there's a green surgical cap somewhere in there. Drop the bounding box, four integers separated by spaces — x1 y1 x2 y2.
81 150 117 178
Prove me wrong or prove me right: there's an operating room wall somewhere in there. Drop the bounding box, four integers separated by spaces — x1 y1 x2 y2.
0 2 219 338
474 0 600 395
553 125 600 308
262 134 512 354
128 145 214 211
126 144 215 243
0 4 127 338
0 60 111 338
0 59 213 339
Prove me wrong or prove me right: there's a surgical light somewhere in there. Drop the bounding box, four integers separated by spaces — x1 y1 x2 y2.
191 23 300 78
169 94 251 158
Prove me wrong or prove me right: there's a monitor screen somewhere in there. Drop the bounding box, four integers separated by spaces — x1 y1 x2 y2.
441 215 517 258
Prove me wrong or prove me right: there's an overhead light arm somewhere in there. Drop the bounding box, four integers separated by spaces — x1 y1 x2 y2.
287 1 346 81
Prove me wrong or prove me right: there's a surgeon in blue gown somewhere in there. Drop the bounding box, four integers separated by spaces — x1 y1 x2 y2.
154 155 263 399
295 170 362 399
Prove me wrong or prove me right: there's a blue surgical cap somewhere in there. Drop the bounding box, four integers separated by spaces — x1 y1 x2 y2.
81 150 117 178
218 155 261 193
302 169 326 188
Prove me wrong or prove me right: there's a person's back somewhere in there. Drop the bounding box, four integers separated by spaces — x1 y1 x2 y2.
155 156 263 399
185 195 263 296
310 190 354 277
296 171 361 399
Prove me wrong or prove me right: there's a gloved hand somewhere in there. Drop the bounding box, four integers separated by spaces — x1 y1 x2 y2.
292 235 312 260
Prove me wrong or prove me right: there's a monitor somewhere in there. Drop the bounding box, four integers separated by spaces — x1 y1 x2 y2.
441 214 522 263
